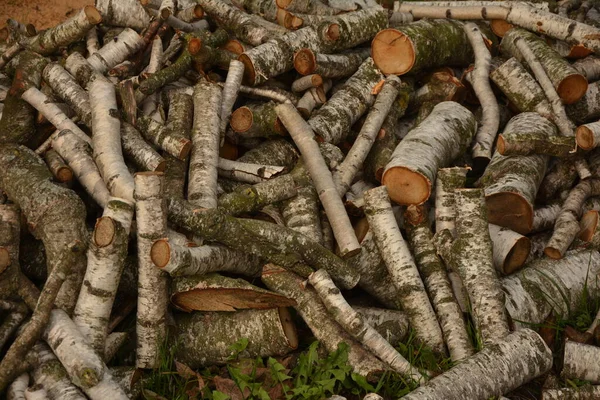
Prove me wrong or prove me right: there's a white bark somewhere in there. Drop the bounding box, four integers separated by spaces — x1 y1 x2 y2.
364 186 445 354
20 87 91 145
382 101 476 205
261 264 388 377
489 224 531 275
577 120 600 150
562 340 600 383
217 158 285 183
52 129 110 208
220 60 245 136
30 342 85 400
453 189 510 346
136 116 192 160
545 179 600 259
43 310 128 399
87 28 145 74
333 75 401 196
463 22 499 163
72 198 133 356
24 386 47 400
291 74 323 93
121 122 166 172
573 55 600 82
502 249 600 328
309 269 428 382
134 172 169 369
42 63 92 127
7 374 28 400
543 387 600 400
86 27 99 55
89 75 134 202
353 306 409 345
402 329 552 400
276 102 360 257
96 0 151 30
188 80 222 209
435 167 469 236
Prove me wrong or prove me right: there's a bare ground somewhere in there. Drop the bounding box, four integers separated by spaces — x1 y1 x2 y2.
0 0 93 31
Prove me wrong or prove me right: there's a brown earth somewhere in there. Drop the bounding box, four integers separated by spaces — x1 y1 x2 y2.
0 0 93 31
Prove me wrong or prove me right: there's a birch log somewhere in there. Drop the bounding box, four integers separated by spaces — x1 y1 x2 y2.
435 167 469 236
96 0 151 29
562 340 600 383
382 101 476 205
135 172 168 369
488 224 531 275
402 329 552 400
452 189 510 346
364 186 445 355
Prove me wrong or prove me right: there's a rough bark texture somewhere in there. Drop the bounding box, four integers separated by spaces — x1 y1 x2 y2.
173 307 297 368
121 122 166 172
218 174 297 215
262 264 387 377
135 172 169 369
382 101 476 205
294 47 370 78
502 249 600 327
434 167 469 237
567 81 600 124
87 28 145 74
42 63 91 127
405 205 474 363
96 0 151 29
488 224 531 275
402 329 552 400
308 57 382 144
452 189 510 346
543 387 600 400
364 186 445 355
562 340 600 383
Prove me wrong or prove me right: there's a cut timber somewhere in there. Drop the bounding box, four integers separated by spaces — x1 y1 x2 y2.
537 159 578 204
276 102 360 257
151 240 262 277
167 198 359 289
479 149 547 235
277 0 341 15
87 28 145 74
308 57 383 144
543 387 600 400
135 172 168 369
567 81 600 124
42 63 92 127
89 74 134 202
7 374 28 400
353 306 409 345
52 129 110 208
463 22 499 164
136 116 192 160
321 8 388 53
291 74 323 93
261 264 387 377
502 249 600 327
217 158 285 184
72 199 133 357
188 80 222 209
0 145 87 313
24 6 101 56
435 167 469 236
96 0 151 30
562 340 600 383
371 20 473 75
29 342 86 400
220 60 245 135
170 273 296 312
488 224 531 275
402 329 552 400
364 186 445 355
229 102 287 139
294 48 370 78
497 112 574 157
43 149 72 183
577 121 600 150
333 75 401 195
573 55 600 82
309 269 427 382
44 310 128 399
580 209 600 247
173 307 298 368
490 57 553 120
405 205 474 363
382 101 476 205
545 179 600 259
500 28 588 104
452 189 510 346
121 123 166 172
218 174 296 215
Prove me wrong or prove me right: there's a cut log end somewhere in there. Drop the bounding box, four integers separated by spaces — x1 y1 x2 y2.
504 236 532 275
94 217 116 248
490 20 513 37
188 38 203 56
276 0 293 9
150 239 171 268
55 165 74 183
557 74 588 105
284 12 303 30
0 247 10 274
171 289 297 312
371 29 415 75
382 166 431 205
497 135 507 155
239 54 256 86
579 210 598 242
576 126 595 150
278 307 299 349
178 139 193 160
160 8 172 20
486 192 533 235
354 218 370 243
193 5 204 19
543 246 563 260
294 49 317 75
230 107 253 133
222 40 244 55
154 160 167 172
567 44 592 59
84 5 103 24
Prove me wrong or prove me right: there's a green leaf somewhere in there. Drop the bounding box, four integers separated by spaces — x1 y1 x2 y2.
212 390 231 400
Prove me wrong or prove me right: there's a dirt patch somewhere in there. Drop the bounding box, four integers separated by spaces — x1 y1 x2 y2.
0 0 93 31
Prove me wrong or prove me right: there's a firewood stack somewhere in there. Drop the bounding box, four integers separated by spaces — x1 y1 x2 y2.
2 0 600 398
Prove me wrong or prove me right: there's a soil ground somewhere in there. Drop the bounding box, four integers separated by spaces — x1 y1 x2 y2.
0 0 93 31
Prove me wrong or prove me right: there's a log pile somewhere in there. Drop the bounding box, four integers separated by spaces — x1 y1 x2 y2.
3 0 600 398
